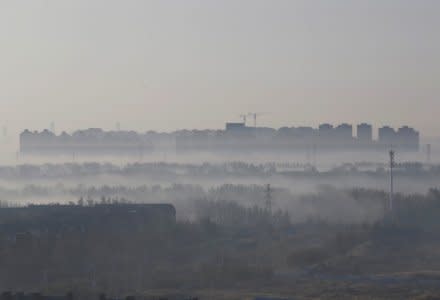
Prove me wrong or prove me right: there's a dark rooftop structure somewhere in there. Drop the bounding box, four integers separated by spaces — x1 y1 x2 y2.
0 204 176 234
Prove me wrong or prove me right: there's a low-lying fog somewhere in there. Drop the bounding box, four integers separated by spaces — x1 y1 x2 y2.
0 157 439 225
2 136 440 225
2 136 440 167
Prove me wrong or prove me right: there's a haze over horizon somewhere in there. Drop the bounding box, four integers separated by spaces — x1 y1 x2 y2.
1 0 439 136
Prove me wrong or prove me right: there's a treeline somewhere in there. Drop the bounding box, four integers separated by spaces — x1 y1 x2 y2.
0 183 382 223
0 161 439 180
3 183 440 225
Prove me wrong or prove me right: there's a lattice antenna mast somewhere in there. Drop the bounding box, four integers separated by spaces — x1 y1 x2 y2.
427 144 432 165
265 184 272 213
389 150 395 213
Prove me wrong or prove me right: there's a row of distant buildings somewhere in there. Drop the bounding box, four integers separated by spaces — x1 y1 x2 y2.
20 128 154 155
301 123 419 147
19 123 420 155
226 122 419 144
176 122 420 153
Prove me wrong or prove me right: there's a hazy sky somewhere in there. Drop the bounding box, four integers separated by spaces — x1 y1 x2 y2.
0 0 439 136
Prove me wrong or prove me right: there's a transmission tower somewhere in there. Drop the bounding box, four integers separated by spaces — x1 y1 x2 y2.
389 150 395 213
265 184 272 213
427 144 432 165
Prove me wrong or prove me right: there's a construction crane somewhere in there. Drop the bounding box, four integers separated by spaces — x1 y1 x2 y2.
247 112 266 128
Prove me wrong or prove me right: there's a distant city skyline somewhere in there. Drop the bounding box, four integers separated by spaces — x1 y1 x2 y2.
20 122 420 157
1 0 439 136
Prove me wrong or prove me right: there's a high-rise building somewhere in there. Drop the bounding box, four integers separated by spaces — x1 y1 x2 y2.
378 126 397 145
397 126 419 150
335 123 353 140
357 123 373 141
318 123 333 140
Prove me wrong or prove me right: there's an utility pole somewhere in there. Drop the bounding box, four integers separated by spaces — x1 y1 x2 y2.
427 144 432 165
265 184 272 213
312 144 317 169
389 150 395 213
306 147 311 166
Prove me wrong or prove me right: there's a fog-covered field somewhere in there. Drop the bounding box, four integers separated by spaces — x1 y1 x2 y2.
0 157 439 224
